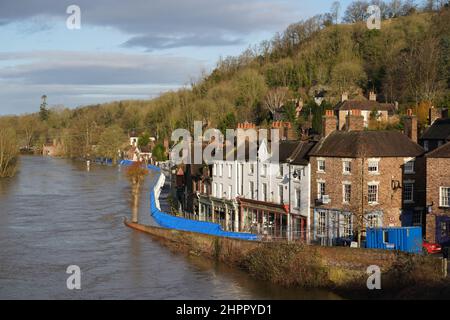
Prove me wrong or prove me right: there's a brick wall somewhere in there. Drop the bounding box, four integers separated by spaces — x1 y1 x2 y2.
426 157 450 244
310 156 425 228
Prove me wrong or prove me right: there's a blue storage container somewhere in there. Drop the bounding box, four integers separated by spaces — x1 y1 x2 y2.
365 227 422 254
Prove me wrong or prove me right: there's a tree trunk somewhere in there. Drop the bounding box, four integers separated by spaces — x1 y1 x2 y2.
131 181 140 223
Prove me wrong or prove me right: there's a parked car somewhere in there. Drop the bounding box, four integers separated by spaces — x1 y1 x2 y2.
423 241 442 254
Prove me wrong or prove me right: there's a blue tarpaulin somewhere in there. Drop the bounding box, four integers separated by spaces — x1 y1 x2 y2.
120 160 258 241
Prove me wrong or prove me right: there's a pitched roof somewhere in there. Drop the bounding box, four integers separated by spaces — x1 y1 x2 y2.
277 141 299 162
426 142 450 158
309 131 425 158
334 100 396 112
421 118 450 141
269 140 316 165
287 141 316 165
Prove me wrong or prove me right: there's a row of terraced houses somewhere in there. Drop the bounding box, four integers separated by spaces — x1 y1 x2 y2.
171 93 450 247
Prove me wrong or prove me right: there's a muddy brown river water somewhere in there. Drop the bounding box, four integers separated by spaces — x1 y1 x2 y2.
0 156 340 299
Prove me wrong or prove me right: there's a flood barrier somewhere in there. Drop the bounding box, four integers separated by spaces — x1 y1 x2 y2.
120 160 258 241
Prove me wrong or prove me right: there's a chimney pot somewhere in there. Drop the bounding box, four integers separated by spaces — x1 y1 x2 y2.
369 91 377 101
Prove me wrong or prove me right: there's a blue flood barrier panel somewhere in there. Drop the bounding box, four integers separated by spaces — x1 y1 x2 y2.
120 160 259 241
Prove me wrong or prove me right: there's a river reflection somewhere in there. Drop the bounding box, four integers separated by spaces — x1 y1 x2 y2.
0 156 340 300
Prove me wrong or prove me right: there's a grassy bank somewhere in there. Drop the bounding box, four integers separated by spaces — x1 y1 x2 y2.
124 220 449 299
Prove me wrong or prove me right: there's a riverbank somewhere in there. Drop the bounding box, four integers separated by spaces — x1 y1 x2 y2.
125 219 450 299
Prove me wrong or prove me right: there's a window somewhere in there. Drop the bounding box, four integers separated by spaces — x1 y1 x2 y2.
317 159 325 172
317 211 327 237
343 184 351 203
278 164 284 177
218 164 223 177
404 160 415 174
440 187 450 207
262 183 268 202
295 188 301 208
413 211 423 226
228 185 232 199
261 164 267 177
403 182 414 203
249 163 255 175
213 183 217 197
383 231 390 243
318 182 326 199
423 140 429 152
441 221 450 238
249 181 255 200
218 184 223 198
368 160 379 174
228 164 232 178
366 212 382 228
213 164 217 176
343 160 351 174
368 184 378 204
278 185 284 204
342 214 352 238
239 163 244 195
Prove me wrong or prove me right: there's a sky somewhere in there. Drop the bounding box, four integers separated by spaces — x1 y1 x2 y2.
0 0 353 115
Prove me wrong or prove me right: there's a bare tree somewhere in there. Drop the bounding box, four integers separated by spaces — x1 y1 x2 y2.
343 1 370 23
331 1 341 24
126 162 148 223
402 36 443 104
18 115 41 150
0 127 19 178
264 87 289 116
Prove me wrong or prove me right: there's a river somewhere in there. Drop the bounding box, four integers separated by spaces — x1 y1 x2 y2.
0 156 339 299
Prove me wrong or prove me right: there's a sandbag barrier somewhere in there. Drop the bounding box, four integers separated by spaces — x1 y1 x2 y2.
120 160 259 241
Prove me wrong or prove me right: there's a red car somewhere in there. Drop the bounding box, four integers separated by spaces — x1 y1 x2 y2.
423 241 442 254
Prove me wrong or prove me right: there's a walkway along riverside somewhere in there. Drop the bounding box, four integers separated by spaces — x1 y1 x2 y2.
119 160 259 241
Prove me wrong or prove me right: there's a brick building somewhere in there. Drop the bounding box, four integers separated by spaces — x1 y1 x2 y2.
420 117 450 152
309 110 425 246
425 142 450 246
334 91 397 130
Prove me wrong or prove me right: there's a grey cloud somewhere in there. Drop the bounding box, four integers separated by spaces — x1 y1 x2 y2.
0 51 207 85
123 34 244 50
0 83 182 115
0 0 298 49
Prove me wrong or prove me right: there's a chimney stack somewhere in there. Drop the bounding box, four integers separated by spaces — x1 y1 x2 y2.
369 91 377 102
404 109 418 143
345 109 365 131
341 92 349 102
322 110 337 137
428 106 440 126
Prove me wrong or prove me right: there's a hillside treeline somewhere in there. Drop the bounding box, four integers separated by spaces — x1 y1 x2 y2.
0 1 449 163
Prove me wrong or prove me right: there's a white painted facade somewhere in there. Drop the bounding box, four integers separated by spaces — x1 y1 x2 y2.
210 141 312 238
